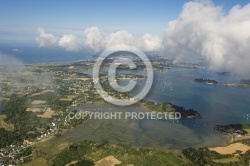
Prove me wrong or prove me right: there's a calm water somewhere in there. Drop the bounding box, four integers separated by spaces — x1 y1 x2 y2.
62 67 250 150
0 44 93 64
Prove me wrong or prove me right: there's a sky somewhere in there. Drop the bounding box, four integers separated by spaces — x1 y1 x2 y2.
0 0 250 43
1 0 250 76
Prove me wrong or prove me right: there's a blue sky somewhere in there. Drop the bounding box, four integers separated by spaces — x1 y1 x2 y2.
0 0 250 44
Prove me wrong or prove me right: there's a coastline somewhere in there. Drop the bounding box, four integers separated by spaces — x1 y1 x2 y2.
209 132 250 150
60 102 227 151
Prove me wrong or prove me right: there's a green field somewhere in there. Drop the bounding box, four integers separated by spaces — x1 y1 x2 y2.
213 156 240 163
0 115 14 131
24 137 192 166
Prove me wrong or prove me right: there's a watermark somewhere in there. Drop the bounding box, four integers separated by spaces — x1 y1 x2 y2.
68 111 181 120
92 45 154 106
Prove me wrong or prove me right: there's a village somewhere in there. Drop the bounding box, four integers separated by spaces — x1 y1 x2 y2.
0 60 151 165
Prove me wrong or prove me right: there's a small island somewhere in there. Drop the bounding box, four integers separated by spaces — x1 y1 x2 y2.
195 78 250 88
194 78 218 84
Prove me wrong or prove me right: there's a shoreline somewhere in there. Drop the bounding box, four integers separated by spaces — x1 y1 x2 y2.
62 102 228 152
209 132 250 149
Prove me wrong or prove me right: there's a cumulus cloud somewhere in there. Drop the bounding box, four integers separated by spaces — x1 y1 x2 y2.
58 35 81 51
34 27 161 57
36 27 161 52
106 30 134 47
138 33 162 51
83 27 105 52
36 27 57 47
83 28 162 51
162 0 250 75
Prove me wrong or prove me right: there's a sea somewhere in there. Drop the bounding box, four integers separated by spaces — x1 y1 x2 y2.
0 43 93 64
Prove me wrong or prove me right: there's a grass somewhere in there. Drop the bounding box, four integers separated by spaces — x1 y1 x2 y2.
31 138 70 162
143 101 176 113
243 129 250 133
30 90 55 97
23 157 48 166
213 156 240 163
2 92 13 97
0 115 14 131
0 97 10 101
50 140 192 166
27 137 192 166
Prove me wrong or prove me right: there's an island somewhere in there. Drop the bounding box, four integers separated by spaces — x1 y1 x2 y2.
194 78 218 84
195 78 250 88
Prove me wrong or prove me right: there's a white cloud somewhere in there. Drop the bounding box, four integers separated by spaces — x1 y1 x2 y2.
36 27 162 52
106 30 134 47
83 27 105 52
83 28 162 51
36 27 57 47
138 33 162 51
58 35 81 51
162 0 250 75
35 1 250 76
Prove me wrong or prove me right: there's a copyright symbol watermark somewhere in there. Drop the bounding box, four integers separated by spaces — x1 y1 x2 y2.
92 45 154 106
